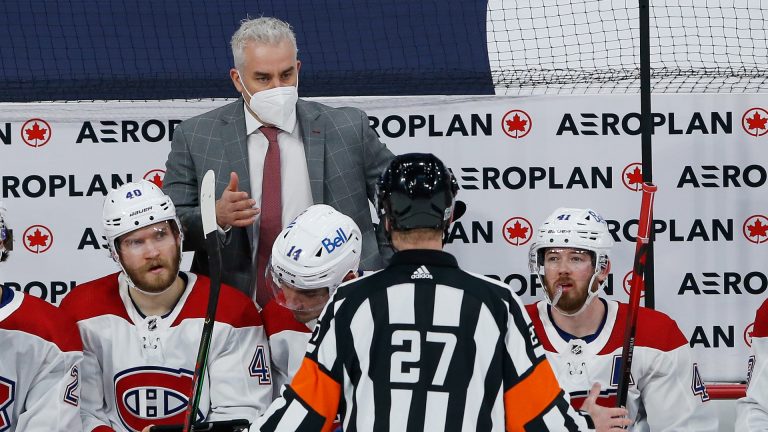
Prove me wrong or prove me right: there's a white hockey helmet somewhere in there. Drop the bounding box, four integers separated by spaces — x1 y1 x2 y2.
0 202 11 262
268 204 362 308
103 180 183 267
528 207 613 315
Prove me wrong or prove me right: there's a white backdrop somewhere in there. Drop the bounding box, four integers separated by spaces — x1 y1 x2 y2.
1 94 766 383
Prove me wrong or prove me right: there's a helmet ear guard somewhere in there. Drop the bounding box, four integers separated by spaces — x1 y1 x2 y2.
0 203 12 263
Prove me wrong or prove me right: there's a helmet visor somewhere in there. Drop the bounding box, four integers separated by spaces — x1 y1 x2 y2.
267 260 330 320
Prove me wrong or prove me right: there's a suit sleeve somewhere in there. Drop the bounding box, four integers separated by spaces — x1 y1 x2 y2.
502 295 593 431
253 299 342 432
163 122 205 252
736 301 768 431
638 323 717 431
207 302 274 423
15 319 85 431
358 108 395 263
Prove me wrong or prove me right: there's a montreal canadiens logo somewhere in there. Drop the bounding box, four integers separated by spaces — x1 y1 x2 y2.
622 271 645 298
501 109 532 139
745 322 755 348
502 217 533 246
143 169 166 188
742 108 768 137
21 118 52 148
743 215 768 244
621 163 643 192
0 376 16 432
114 367 203 431
23 224 54 254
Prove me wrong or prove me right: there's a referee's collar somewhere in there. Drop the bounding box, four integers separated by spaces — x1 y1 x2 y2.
389 249 459 268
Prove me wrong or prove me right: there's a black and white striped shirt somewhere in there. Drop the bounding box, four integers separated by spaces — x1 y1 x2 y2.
256 250 593 431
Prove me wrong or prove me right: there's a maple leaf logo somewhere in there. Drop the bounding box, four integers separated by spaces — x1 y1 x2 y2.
748 219 768 238
623 271 645 298
506 221 528 240
743 215 768 244
743 108 768 137
626 167 643 186
25 122 47 141
506 114 527 133
27 228 49 247
501 110 532 139
149 173 163 188
20 118 52 147
746 112 768 132
745 323 755 347
23 225 54 254
501 217 533 246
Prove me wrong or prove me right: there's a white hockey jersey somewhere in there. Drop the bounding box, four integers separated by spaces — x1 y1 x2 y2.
0 287 83 431
526 299 716 432
261 300 313 397
60 272 273 432
735 298 768 430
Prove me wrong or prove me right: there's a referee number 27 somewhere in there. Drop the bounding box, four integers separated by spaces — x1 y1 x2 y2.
390 330 456 386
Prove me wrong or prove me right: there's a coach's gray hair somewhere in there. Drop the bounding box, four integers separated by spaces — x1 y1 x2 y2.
231 17 297 69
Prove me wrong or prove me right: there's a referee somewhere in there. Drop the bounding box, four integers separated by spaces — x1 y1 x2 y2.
254 153 630 431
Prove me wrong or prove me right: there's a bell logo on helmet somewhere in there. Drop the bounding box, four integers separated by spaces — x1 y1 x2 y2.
321 228 349 253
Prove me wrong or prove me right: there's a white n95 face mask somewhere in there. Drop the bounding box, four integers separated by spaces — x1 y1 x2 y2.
239 72 298 132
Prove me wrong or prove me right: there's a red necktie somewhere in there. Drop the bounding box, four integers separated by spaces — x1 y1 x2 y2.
255 126 282 307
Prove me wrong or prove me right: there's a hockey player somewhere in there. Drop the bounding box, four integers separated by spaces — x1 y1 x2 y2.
60 181 273 432
253 153 630 432
526 207 716 431
735 298 768 430
0 202 84 430
262 204 361 396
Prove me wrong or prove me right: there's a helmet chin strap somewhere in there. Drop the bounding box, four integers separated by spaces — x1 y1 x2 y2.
540 272 604 317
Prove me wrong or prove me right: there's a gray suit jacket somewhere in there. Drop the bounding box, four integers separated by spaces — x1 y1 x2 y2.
163 98 394 296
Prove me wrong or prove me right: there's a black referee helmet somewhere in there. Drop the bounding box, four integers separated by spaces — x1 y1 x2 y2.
376 152 458 232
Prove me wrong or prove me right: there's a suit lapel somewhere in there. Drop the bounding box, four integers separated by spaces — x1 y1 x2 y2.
297 99 325 203
221 99 255 243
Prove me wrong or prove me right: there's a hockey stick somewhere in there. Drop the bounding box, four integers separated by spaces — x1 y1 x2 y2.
616 182 657 408
182 169 223 432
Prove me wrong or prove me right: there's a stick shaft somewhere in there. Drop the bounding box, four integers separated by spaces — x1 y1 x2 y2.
616 182 657 408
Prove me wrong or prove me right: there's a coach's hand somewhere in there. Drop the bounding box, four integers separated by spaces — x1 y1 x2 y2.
582 383 633 431
216 172 260 229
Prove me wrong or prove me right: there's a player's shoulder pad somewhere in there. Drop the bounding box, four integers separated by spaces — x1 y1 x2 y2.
172 274 263 329
262 301 311 336
625 303 688 351
59 272 129 323
753 298 768 338
8 292 83 352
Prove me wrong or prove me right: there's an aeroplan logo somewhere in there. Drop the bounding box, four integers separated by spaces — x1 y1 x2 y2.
501 109 532 139
743 215 768 244
143 169 165 188
322 228 349 253
622 163 644 192
502 217 533 246
21 118 52 148
23 224 53 254
742 108 768 137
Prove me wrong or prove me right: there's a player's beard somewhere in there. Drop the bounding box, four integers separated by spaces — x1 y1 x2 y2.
547 277 591 314
125 249 181 293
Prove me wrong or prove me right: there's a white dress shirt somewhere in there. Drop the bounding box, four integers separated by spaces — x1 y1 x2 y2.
244 103 314 251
